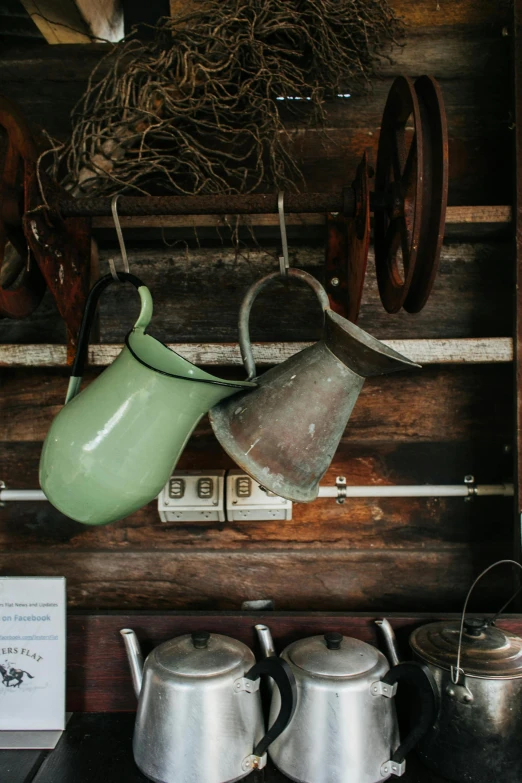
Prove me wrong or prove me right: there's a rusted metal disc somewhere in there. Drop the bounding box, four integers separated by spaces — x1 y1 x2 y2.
345 151 370 321
374 76 424 314
0 94 46 318
325 152 371 322
403 76 448 313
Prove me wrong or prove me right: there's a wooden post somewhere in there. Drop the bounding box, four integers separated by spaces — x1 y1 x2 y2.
514 0 522 564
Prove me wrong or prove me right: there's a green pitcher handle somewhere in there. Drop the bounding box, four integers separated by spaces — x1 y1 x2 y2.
65 272 153 404
239 268 330 381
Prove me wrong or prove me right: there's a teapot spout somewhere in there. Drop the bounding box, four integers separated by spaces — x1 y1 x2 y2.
255 624 276 658
120 628 144 698
375 619 400 666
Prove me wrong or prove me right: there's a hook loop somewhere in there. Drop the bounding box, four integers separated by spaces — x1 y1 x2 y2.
108 194 130 281
278 191 289 277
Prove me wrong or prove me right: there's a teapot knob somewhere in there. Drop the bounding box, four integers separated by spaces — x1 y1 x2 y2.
463 618 487 637
192 631 210 649
324 632 343 650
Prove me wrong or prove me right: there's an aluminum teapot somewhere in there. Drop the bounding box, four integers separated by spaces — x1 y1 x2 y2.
256 624 437 783
40 273 254 525
121 628 297 783
380 560 522 783
210 269 419 503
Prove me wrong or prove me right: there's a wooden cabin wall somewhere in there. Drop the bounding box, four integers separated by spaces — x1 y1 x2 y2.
0 0 516 611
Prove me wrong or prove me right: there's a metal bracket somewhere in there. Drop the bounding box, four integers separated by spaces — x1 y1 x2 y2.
0 481 5 509
371 680 398 698
464 474 476 502
234 677 261 694
336 475 347 504
381 759 406 778
241 753 267 773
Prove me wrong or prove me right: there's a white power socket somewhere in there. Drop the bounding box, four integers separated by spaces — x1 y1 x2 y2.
158 471 226 523
226 470 292 521
157 469 292 522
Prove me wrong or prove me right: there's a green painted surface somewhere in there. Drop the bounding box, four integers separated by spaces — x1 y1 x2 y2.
40 287 254 526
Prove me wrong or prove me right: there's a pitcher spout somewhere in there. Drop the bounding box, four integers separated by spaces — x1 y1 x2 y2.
120 628 144 699
325 310 421 378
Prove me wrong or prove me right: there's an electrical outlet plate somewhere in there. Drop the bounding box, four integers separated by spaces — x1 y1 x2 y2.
158 471 226 523
226 470 292 521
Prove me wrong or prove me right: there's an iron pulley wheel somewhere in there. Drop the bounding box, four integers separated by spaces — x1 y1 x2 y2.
403 75 448 313
373 75 448 314
0 94 46 318
374 75 424 314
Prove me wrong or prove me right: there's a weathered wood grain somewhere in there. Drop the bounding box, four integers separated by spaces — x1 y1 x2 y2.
0 549 513 612
91 206 512 229
0 441 512 552
392 0 512 27
0 338 513 368
0 241 513 345
0 365 513 443
0 13 511 205
514 0 522 563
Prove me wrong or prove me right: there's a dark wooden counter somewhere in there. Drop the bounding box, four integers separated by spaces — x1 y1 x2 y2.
0 713 448 783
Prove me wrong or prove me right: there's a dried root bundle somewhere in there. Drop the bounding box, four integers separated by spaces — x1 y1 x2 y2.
61 0 403 197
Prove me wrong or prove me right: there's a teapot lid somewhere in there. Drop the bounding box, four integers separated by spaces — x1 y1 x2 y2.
153 632 252 677
410 619 522 679
286 633 384 678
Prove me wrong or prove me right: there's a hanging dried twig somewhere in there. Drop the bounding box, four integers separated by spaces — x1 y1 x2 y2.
60 0 403 197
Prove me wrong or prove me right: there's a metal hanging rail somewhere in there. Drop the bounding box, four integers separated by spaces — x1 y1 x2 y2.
58 192 355 218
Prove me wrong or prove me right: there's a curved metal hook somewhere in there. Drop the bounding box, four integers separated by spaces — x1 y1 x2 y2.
278 191 289 277
108 194 130 282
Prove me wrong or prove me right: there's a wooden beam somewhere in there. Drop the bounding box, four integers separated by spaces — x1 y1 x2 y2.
0 338 513 369
20 0 123 44
92 205 512 230
514 0 522 565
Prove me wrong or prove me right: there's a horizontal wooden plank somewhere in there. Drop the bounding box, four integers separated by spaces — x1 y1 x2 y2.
0 24 510 84
0 549 513 613
91 206 513 230
2 241 513 345
0 364 512 444
0 441 512 552
0 338 513 368
392 0 512 27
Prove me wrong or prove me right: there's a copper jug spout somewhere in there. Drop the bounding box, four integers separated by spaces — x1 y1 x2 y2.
210 269 419 503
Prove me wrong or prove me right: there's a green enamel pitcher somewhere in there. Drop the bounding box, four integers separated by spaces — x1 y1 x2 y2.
39 273 255 526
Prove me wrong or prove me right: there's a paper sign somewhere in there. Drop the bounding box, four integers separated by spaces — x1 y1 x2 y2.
0 577 66 731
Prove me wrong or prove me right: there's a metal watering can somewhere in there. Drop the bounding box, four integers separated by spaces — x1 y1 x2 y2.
40 272 255 526
210 269 419 502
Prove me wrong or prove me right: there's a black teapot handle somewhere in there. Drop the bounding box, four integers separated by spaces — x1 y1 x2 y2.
382 661 438 765
245 656 297 757
238 269 330 380
65 272 147 403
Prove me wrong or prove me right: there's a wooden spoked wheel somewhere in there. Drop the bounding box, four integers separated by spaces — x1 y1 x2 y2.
374 76 424 314
0 94 46 318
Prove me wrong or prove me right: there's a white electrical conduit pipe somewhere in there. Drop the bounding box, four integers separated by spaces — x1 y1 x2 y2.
317 484 514 498
0 482 514 503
